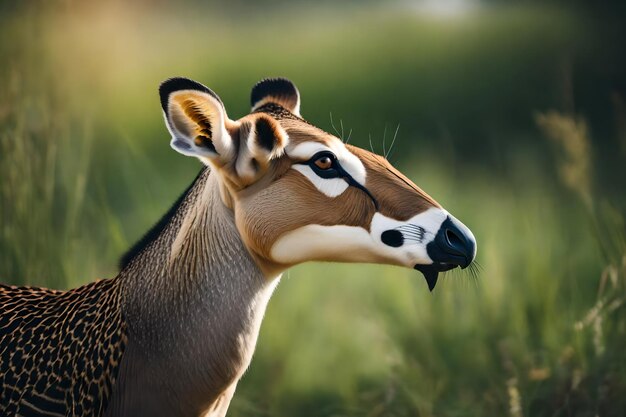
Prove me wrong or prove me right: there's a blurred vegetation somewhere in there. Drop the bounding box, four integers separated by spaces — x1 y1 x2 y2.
1 1 625 416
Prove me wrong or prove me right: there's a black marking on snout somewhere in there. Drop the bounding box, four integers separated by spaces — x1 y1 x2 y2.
426 216 476 269
381 230 404 247
397 225 426 243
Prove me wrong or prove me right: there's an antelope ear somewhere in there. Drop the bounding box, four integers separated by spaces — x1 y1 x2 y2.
160 77 234 162
250 77 301 117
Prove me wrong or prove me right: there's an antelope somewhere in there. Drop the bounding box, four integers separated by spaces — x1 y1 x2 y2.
0 77 477 417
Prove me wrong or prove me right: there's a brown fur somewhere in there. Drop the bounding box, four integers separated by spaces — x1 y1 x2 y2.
0 78 454 417
231 116 439 272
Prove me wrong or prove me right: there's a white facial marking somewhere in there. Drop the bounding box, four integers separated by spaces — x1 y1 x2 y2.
235 136 256 181
292 165 349 197
271 225 373 264
288 139 366 198
292 98 301 117
270 207 449 267
369 208 449 266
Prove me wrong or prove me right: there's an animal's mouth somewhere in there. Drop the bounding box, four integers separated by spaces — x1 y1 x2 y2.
414 262 459 292
414 214 477 292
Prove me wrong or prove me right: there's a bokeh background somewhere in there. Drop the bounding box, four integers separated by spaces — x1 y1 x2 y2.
1 0 625 415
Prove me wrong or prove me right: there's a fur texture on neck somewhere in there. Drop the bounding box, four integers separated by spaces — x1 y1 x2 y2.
107 168 279 417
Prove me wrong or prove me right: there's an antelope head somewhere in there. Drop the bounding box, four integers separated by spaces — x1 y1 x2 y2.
160 77 476 290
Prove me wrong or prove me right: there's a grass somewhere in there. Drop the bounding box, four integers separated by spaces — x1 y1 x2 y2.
237 153 624 416
1 2 625 416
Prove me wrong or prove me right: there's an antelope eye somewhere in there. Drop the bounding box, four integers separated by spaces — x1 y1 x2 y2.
314 155 334 170
305 151 341 179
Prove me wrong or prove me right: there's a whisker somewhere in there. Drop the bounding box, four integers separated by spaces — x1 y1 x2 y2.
467 266 475 280
400 231 425 238
466 262 481 284
402 237 426 244
402 238 425 243
340 119 345 142
382 124 388 159
400 231 425 236
329 112 342 140
386 124 400 160
397 225 425 231
397 227 426 237
469 261 483 277
396 226 425 232
369 133 375 153
345 128 353 145
402 236 422 240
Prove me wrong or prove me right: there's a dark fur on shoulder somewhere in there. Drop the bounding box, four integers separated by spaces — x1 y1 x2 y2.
119 167 208 270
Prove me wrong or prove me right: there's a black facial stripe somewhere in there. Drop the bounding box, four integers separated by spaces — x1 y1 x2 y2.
294 152 380 210
343 174 379 211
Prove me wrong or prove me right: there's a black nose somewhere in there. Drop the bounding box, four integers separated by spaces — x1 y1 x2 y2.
427 216 476 268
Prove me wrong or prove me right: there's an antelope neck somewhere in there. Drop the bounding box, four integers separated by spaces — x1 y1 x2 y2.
111 168 278 416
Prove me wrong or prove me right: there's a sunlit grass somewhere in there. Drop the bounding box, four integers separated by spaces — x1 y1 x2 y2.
237 157 612 416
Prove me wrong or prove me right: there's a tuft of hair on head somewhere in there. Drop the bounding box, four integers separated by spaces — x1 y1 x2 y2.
250 77 301 117
159 77 224 113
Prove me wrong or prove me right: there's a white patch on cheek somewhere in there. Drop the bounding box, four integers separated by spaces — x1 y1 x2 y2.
269 207 450 268
288 141 328 160
370 208 449 266
292 165 349 197
327 142 366 184
235 140 256 181
270 225 375 264
287 140 367 198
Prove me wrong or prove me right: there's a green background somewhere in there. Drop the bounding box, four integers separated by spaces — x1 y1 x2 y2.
1 1 625 415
